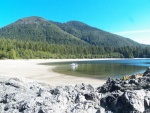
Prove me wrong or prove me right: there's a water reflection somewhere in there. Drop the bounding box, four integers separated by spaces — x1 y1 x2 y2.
77 63 146 78
70 65 78 71
52 59 150 79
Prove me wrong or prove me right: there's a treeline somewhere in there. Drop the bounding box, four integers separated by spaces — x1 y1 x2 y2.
0 38 150 59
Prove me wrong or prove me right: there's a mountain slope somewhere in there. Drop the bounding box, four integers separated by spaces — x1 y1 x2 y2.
0 16 141 47
53 21 140 47
0 16 88 45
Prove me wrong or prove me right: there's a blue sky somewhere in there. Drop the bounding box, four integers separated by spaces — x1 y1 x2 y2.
1 0 150 44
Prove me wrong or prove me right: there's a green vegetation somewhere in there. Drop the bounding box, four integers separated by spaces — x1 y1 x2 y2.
0 38 149 59
0 17 87 46
53 21 140 47
0 16 149 59
0 16 141 47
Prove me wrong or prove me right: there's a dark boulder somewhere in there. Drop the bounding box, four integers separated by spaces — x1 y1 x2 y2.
143 67 150 77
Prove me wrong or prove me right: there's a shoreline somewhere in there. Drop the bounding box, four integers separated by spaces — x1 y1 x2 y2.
0 58 148 87
0 59 149 113
0 59 107 87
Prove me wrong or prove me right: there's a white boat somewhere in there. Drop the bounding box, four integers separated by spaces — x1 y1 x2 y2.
70 63 78 70
70 63 78 66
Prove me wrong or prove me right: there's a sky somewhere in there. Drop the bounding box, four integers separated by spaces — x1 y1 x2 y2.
1 0 150 44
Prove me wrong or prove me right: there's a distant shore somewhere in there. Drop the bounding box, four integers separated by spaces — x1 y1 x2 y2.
0 59 107 87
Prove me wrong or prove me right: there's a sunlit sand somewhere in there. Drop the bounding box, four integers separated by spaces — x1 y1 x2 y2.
0 59 106 87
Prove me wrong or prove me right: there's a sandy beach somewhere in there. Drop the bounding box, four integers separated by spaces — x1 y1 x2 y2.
0 59 106 87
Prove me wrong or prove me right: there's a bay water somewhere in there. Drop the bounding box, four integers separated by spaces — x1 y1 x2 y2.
43 59 150 79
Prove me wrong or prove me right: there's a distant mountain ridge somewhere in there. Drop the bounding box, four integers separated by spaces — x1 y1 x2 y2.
53 21 140 47
0 16 141 47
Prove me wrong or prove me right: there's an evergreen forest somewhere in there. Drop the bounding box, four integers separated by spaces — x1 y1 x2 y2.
0 16 149 59
0 39 150 59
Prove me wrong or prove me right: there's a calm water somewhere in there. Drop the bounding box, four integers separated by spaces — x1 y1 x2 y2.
42 59 150 79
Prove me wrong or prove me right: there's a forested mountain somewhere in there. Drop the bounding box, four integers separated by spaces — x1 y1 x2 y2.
0 16 140 47
0 17 87 46
0 16 149 59
52 21 140 47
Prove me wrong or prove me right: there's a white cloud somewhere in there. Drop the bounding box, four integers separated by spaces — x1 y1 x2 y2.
115 29 150 45
116 29 150 35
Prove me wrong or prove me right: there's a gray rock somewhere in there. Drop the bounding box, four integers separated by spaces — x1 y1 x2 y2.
1 67 150 113
144 67 150 77
0 77 102 113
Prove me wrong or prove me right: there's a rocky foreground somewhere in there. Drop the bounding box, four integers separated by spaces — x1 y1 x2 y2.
1 68 150 113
